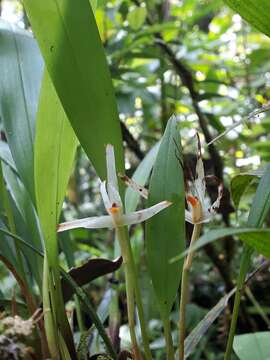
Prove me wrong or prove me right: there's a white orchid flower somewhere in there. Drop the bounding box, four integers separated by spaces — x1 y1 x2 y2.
185 134 223 225
120 135 223 226
58 144 171 233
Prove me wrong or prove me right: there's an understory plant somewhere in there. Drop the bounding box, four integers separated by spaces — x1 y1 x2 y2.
1 1 270 360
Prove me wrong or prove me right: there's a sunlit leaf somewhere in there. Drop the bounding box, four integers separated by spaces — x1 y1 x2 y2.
23 0 124 179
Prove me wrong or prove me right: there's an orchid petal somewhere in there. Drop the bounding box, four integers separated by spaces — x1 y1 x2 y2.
185 210 193 224
119 173 149 199
58 215 114 232
209 181 223 214
100 181 111 210
121 201 172 226
106 144 119 193
107 182 123 208
195 158 206 203
194 133 206 202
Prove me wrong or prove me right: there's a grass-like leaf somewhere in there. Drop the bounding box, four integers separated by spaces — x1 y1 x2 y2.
0 20 43 201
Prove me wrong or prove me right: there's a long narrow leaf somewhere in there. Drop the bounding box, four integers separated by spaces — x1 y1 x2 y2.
23 0 124 179
35 71 78 356
35 71 77 260
171 228 270 263
0 20 43 201
146 116 185 318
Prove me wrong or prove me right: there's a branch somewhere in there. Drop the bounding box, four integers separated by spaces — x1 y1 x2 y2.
120 121 144 160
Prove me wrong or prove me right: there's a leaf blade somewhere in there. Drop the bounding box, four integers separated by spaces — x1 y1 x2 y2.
23 0 124 179
146 116 185 317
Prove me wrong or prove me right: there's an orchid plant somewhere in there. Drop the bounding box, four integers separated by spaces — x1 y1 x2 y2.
121 134 223 360
58 144 171 360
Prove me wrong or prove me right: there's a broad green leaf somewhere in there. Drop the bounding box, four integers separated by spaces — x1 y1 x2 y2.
171 228 270 263
146 116 185 317
23 0 124 180
233 332 270 360
127 6 147 30
35 71 77 263
0 20 43 201
125 142 160 213
224 1 270 38
231 169 264 208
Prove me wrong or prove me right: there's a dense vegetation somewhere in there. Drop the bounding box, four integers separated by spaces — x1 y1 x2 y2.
0 0 270 359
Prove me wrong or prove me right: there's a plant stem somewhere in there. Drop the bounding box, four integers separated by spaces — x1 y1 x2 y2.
116 226 152 360
224 245 253 360
126 233 153 360
163 316 174 360
245 287 270 328
179 223 202 360
116 226 141 359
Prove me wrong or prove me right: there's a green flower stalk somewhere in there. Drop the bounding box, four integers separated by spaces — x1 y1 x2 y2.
179 135 223 360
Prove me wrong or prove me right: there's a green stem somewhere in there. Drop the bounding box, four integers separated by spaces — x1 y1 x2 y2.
75 295 85 333
116 226 152 360
126 234 152 360
163 317 174 360
224 245 253 360
245 287 270 328
179 223 202 360
116 226 141 359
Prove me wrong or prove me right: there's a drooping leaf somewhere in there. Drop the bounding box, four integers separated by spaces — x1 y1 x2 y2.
125 142 160 213
146 116 185 318
233 332 270 360
171 228 270 263
184 290 235 358
23 0 124 180
224 0 270 38
62 257 123 302
0 20 43 201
